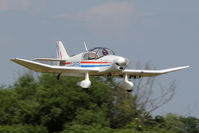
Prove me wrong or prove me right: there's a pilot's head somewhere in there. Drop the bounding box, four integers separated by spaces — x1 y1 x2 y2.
102 49 108 55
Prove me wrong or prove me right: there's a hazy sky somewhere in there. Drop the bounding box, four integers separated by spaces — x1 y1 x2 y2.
0 0 198 117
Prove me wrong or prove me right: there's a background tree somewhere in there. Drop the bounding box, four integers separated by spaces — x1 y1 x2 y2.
103 63 176 128
0 70 197 133
0 73 114 133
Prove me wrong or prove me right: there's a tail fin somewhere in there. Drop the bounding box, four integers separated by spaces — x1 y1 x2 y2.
56 41 70 59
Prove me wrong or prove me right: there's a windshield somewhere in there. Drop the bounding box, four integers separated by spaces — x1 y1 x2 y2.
83 52 99 60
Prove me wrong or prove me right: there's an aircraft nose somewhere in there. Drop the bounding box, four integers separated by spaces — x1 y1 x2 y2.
115 57 128 67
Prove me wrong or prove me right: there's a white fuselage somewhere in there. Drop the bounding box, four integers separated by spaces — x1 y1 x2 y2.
61 53 128 76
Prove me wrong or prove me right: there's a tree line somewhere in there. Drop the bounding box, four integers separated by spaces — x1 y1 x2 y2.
0 73 198 133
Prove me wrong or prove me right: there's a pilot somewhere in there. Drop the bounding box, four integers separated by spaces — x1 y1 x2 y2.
102 49 108 56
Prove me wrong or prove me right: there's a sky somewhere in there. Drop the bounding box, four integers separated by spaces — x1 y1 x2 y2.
0 0 198 117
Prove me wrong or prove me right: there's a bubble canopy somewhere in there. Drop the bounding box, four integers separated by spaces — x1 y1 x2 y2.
83 47 115 60
89 47 115 56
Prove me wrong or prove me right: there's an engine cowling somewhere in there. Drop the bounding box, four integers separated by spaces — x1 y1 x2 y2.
77 79 91 88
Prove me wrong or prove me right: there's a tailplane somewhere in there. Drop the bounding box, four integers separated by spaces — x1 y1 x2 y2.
56 41 70 60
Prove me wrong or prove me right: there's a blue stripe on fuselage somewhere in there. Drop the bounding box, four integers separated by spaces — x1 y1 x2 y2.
80 65 110 67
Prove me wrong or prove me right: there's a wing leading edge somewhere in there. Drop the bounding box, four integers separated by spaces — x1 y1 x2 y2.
32 58 66 61
11 58 99 74
122 66 189 77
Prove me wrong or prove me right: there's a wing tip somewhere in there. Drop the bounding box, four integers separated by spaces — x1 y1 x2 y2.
162 65 190 74
179 66 190 69
10 58 23 61
10 58 18 62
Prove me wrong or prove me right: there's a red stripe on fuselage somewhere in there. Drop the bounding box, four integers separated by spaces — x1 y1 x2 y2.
65 62 71 64
64 62 111 65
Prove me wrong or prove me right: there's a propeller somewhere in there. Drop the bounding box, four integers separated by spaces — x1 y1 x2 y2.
114 57 129 70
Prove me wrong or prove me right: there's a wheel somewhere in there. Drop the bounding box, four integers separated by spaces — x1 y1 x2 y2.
127 89 133 92
82 88 89 91
57 73 61 80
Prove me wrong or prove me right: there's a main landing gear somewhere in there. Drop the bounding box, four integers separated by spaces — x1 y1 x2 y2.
77 71 91 88
57 73 61 80
76 72 134 93
123 73 134 92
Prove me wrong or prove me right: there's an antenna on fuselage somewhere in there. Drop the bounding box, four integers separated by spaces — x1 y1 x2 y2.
84 41 88 52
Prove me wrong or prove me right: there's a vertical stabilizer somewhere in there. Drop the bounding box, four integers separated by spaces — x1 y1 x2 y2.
56 41 70 59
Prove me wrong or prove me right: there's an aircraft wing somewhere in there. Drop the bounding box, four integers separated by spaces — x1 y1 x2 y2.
11 58 99 74
32 58 66 61
121 66 189 77
11 58 189 77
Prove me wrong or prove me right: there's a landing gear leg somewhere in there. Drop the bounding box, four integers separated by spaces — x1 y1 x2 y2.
57 73 61 80
77 71 91 88
124 73 134 92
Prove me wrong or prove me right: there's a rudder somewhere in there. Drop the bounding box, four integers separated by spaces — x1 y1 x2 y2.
56 41 70 60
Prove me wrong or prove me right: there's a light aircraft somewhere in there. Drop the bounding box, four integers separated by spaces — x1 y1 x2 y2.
11 41 189 92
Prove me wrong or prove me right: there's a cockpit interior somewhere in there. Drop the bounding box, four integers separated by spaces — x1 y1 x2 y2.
83 47 115 60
